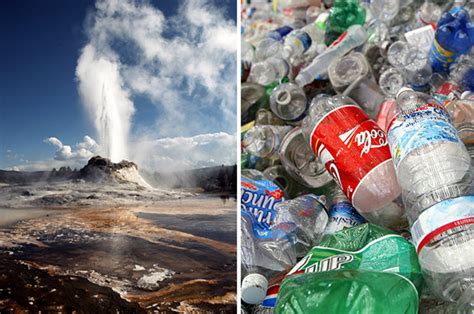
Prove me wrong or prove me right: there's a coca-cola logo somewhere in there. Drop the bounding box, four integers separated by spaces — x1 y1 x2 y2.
355 129 387 157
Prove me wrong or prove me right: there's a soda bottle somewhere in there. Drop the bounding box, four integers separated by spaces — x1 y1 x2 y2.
269 82 308 122
429 8 472 73
295 24 368 87
249 57 290 86
387 87 471 207
279 127 333 188
324 0 366 46
324 187 366 235
301 94 403 227
242 125 292 159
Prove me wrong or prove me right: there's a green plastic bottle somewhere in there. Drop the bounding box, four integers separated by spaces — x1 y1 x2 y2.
324 0 366 46
274 224 423 314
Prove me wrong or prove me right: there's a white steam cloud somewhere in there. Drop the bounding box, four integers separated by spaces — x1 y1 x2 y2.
76 46 134 162
74 0 237 168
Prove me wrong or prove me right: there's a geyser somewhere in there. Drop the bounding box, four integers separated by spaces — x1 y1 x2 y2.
76 45 134 163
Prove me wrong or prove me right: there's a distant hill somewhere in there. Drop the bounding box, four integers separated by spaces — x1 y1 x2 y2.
0 158 237 194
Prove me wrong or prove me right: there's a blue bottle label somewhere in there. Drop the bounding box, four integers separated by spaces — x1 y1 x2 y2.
296 32 312 52
324 202 366 235
387 103 460 169
241 176 284 239
267 26 294 41
429 38 455 73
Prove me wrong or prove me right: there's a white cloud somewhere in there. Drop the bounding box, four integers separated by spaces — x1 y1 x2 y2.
44 136 100 162
131 132 237 172
77 0 236 155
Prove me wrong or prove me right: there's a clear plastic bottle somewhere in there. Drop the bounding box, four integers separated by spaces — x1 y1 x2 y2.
387 87 471 208
370 0 400 23
301 94 403 227
243 125 292 159
445 92 474 152
388 42 433 91
324 187 366 235
279 127 333 188
249 57 289 86
269 82 308 121
281 23 326 61
270 194 328 263
413 1 443 29
379 67 406 98
242 39 255 64
388 90 473 302
254 26 294 61
295 24 368 86
328 51 385 117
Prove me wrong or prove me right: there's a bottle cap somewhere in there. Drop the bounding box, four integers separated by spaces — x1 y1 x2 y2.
241 273 268 305
396 87 413 98
461 91 473 100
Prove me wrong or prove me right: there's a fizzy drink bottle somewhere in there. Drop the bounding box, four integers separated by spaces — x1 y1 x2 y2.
429 8 472 73
301 94 403 227
324 0 366 46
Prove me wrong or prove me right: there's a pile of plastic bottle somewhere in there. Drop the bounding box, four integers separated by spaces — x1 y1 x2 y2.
240 0 474 312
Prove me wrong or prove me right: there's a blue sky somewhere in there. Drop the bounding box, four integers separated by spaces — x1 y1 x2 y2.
0 0 237 171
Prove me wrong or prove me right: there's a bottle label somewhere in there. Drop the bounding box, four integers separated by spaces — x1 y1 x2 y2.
411 196 474 254
310 105 392 203
241 176 284 239
429 38 455 73
324 202 366 235
291 31 312 52
268 26 293 41
434 82 460 104
387 103 460 169
263 234 420 307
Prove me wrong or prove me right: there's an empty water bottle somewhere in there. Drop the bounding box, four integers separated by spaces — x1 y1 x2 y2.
249 57 289 86
243 125 292 159
295 24 368 86
387 87 471 207
279 127 333 188
270 82 308 121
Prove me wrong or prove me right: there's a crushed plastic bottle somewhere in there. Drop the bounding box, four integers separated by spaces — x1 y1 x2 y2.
302 94 403 227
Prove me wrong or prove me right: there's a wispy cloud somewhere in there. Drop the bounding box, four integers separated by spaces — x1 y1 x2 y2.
76 0 236 158
131 132 237 172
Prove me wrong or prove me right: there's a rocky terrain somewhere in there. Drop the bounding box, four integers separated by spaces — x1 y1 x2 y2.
0 157 237 312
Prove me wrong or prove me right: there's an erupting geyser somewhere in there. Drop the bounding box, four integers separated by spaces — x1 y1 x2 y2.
76 45 134 163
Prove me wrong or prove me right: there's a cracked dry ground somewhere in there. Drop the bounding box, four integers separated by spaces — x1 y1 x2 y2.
0 198 237 313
